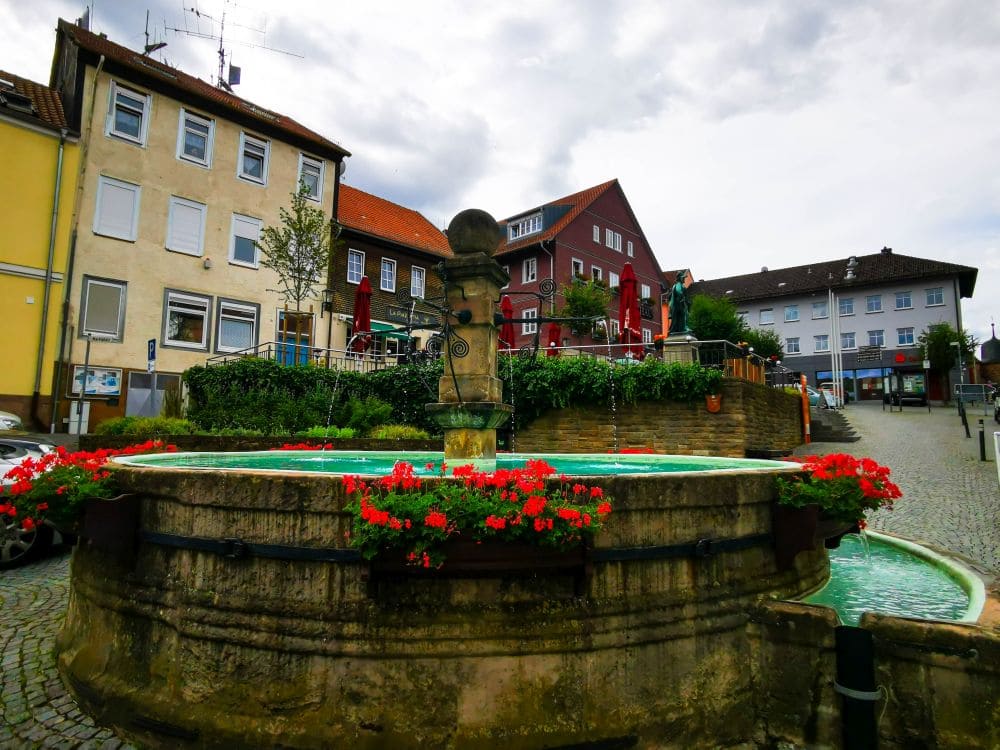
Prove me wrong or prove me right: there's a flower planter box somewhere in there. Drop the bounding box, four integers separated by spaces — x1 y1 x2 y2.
771 503 860 571
80 494 140 557
367 538 592 593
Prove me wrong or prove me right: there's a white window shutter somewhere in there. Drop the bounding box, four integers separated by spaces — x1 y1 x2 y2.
167 198 205 255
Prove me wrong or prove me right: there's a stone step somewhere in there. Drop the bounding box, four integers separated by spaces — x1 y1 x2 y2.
808 408 861 443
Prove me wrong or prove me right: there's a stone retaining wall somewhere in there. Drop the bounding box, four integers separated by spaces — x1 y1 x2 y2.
749 599 1000 749
513 378 803 457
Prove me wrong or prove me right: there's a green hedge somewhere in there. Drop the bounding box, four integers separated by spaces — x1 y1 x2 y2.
182 356 722 435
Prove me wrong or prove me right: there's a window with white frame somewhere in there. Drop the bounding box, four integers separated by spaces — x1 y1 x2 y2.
380 258 396 292
784 304 799 322
166 196 206 256
93 176 141 241
107 82 151 145
760 308 774 325
347 249 365 284
866 294 882 313
812 300 829 319
508 213 542 240
571 258 584 278
298 154 323 201
591 266 603 282
642 328 652 344
522 308 538 335
81 276 126 340
605 228 622 252
229 214 262 267
215 299 258 352
841 331 856 350
411 266 425 298
163 290 210 349
895 291 912 310
176 109 213 166
609 271 620 289
868 329 885 347
501 265 509 289
839 297 854 316
926 287 944 306
610 320 620 339
786 337 800 354
897 327 915 346
238 132 269 184
814 334 830 352
627 240 634 257
640 283 651 300
593 225 600 242
522 257 537 283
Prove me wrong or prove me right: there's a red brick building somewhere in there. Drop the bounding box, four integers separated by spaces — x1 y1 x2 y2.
495 179 665 349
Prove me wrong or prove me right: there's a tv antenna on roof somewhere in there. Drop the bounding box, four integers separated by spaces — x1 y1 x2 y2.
166 1 303 90
143 10 167 55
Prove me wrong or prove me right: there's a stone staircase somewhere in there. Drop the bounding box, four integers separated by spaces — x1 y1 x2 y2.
808 407 861 443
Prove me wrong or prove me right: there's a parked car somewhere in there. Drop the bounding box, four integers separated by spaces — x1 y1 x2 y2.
818 382 843 408
0 437 61 569
0 410 23 431
804 385 828 408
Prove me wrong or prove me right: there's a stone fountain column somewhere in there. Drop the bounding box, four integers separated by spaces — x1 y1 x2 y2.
425 209 513 462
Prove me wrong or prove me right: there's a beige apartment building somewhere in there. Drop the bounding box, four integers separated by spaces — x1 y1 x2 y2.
47 18 349 430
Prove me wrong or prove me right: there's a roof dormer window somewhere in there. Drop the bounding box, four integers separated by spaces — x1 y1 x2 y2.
508 212 542 241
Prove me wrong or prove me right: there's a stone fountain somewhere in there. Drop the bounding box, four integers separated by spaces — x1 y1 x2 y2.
424 209 512 462
53 209 998 749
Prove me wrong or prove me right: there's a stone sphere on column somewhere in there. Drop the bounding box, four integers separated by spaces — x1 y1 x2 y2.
447 209 502 256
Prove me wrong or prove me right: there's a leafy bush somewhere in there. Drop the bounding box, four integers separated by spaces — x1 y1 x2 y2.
94 416 196 437
183 355 723 435
368 425 431 440
502 355 722 429
337 397 393 434
296 426 357 439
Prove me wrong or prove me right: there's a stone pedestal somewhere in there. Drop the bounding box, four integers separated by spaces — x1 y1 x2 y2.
662 334 700 364
425 209 512 461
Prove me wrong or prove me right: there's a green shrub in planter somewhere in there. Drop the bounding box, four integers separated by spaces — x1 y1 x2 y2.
367 425 431 440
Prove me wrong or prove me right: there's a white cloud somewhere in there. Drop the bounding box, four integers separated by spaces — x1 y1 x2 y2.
2 0 997 343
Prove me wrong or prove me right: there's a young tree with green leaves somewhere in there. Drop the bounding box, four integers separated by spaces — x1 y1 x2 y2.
257 183 336 311
918 322 977 395
558 279 612 337
687 294 748 343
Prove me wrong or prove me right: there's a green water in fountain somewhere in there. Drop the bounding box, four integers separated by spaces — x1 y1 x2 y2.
114 450 791 476
805 534 973 625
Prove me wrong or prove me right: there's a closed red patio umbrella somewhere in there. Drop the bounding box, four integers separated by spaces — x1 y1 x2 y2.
546 322 561 357
351 277 372 354
619 263 643 359
499 295 516 351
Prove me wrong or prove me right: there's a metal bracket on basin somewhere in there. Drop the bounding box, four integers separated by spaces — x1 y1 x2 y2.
223 538 247 559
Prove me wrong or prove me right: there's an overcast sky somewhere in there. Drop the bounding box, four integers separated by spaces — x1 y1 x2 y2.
4 0 998 348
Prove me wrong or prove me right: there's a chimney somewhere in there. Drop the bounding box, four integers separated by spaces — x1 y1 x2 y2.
881 246 892 255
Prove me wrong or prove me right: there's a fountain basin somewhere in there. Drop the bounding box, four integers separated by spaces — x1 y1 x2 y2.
804 531 985 626
57 452 822 749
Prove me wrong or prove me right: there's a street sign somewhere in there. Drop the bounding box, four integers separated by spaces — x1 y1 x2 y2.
147 338 156 373
857 345 881 362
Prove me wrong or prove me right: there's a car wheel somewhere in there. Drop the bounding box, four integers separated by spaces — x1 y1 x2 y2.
0 516 53 569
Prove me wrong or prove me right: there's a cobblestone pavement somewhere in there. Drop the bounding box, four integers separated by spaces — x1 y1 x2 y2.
2 406 997 747
795 401 1000 574
0 550 135 749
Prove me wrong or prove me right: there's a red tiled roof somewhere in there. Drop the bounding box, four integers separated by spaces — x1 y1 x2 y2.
339 184 451 257
0 70 68 132
56 19 349 159
498 179 618 255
